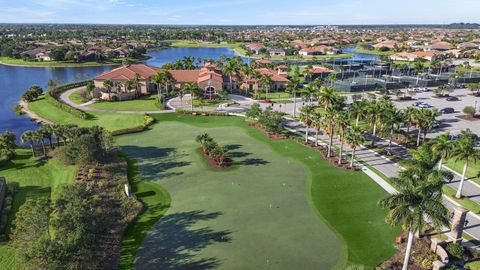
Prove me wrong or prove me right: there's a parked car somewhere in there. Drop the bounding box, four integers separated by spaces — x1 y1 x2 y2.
440 107 455 114
413 101 426 107
418 103 433 108
446 96 459 101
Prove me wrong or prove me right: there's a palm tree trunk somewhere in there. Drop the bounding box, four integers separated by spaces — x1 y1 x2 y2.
388 128 394 154
438 157 443 170
30 143 35 157
372 122 377 146
402 230 415 270
293 91 297 117
315 130 319 146
40 140 46 156
305 125 309 143
416 128 422 147
456 161 469 198
350 147 356 168
405 125 410 144
327 131 333 158
191 94 194 111
355 115 360 128
338 137 344 165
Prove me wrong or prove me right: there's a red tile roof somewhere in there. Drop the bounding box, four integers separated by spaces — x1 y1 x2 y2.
94 64 160 81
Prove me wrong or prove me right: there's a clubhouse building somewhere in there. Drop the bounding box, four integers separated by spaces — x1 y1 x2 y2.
93 63 289 100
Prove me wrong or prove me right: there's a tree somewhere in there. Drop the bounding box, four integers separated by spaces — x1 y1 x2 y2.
383 106 403 154
0 132 16 163
348 99 366 127
318 86 340 109
299 105 314 143
452 130 480 198
132 73 141 97
21 85 44 102
311 111 323 147
345 126 365 168
378 173 450 270
286 77 301 117
114 81 123 101
259 74 273 100
246 103 262 119
182 82 201 111
47 79 57 94
367 100 382 146
102 80 113 100
336 111 349 165
431 133 452 170
323 106 338 158
222 59 239 93
21 131 36 157
402 107 418 145
463 106 476 118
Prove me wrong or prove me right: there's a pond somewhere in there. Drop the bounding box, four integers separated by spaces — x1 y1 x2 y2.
0 46 378 137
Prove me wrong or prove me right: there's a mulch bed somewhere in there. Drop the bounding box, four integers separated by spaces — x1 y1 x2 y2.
456 115 480 121
200 150 233 169
245 121 286 140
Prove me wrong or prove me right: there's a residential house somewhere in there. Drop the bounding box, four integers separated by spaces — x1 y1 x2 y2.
36 51 51 61
268 49 286 57
372 40 399 50
299 45 340 56
428 41 453 51
390 51 437 62
246 43 267 54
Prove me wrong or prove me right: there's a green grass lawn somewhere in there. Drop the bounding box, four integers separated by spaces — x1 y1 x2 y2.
29 97 145 132
0 56 147 67
116 114 399 269
88 95 162 111
445 158 480 182
118 155 171 270
354 48 395 56
69 90 86 105
0 148 77 270
258 91 292 100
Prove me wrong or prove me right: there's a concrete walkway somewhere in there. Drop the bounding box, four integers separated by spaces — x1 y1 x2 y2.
284 119 480 243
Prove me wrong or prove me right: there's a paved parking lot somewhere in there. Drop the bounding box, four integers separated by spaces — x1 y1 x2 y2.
389 88 480 138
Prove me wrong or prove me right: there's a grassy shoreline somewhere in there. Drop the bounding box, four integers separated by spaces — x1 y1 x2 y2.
0 56 150 68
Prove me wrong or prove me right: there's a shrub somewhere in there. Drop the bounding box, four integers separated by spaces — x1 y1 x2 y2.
21 85 43 102
446 243 465 260
246 103 261 118
12 104 25 115
463 106 477 117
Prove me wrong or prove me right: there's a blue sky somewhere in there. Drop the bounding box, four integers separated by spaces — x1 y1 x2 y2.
1 0 479 25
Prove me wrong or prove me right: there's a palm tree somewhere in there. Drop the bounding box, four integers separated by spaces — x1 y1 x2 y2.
431 133 452 170
132 73 141 97
349 99 366 128
301 82 317 105
182 82 200 111
336 111 349 165
299 105 314 143
32 130 46 156
383 106 403 154
151 71 166 105
367 100 382 146
103 80 113 100
222 59 238 93
324 106 338 158
311 111 323 147
259 74 273 100
21 131 36 157
345 126 365 168
114 81 123 101
378 174 450 270
318 86 339 109
250 69 262 100
403 107 418 145
286 77 301 117
452 130 480 198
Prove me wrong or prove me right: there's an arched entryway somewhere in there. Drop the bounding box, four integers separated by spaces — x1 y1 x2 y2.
205 86 215 99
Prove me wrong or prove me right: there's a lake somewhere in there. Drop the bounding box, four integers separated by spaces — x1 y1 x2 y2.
0 46 377 137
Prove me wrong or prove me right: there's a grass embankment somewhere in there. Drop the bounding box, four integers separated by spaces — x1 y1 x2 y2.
0 148 76 270
445 158 480 183
118 156 171 270
69 90 85 105
0 56 148 68
28 97 145 132
354 48 395 56
117 114 399 269
88 95 162 111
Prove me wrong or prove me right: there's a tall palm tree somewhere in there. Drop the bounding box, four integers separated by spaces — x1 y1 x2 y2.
403 107 418 145
32 130 46 156
132 73 141 97
222 59 238 93
299 105 314 143
349 99 366 128
251 70 262 100
336 111 349 165
367 100 382 146
301 82 317 105
21 131 36 157
324 106 338 158
430 133 452 170
286 77 301 117
114 81 123 101
378 174 450 270
383 106 403 154
260 74 273 100
182 82 200 111
452 130 480 198
102 80 113 100
345 126 365 168
151 71 166 105
318 86 339 109
311 111 323 147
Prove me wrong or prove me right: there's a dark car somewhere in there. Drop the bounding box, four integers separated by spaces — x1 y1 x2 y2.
446 96 459 101
440 107 455 114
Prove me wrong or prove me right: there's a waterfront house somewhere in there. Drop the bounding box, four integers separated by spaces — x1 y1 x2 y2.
299 45 340 56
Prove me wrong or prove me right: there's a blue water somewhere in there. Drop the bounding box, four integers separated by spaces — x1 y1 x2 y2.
0 46 377 137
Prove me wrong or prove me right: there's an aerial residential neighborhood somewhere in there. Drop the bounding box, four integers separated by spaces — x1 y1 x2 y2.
2 1 480 270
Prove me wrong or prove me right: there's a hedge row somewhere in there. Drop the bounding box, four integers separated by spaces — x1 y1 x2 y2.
176 109 230 116
45 94 89 119
111 114 156 136
44 80 92 119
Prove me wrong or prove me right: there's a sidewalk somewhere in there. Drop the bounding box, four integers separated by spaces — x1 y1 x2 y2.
284 119 480 243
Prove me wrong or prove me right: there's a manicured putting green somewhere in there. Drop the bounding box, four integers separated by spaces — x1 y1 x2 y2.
117 114 399 269
88 95 161 111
